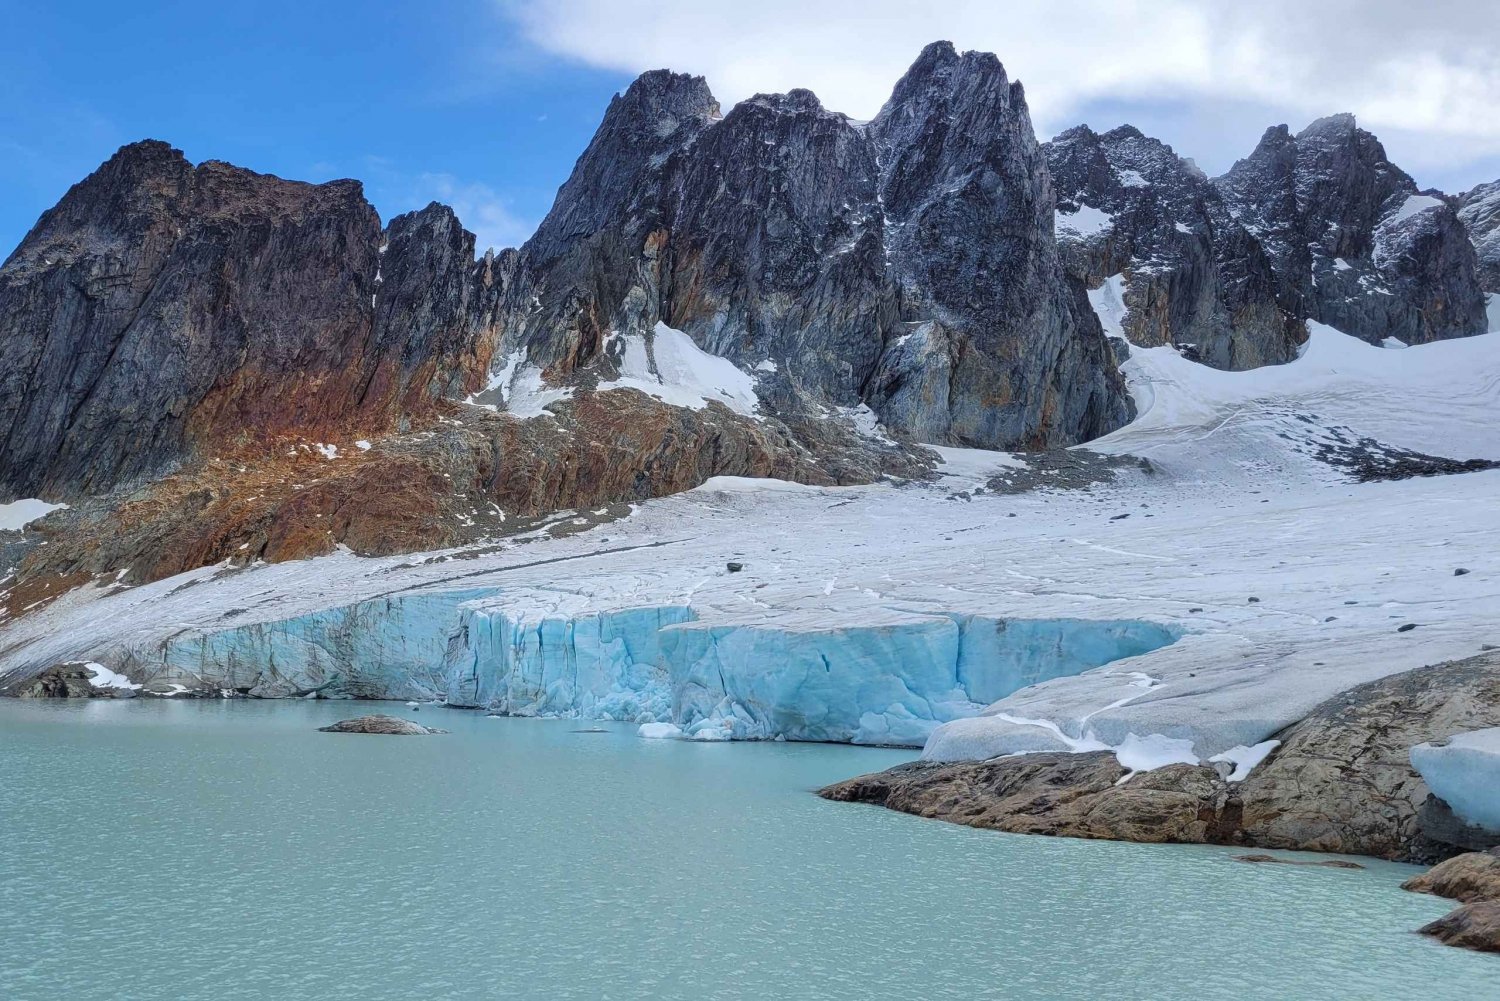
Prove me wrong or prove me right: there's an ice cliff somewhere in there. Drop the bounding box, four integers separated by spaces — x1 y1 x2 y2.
158 593 1177 746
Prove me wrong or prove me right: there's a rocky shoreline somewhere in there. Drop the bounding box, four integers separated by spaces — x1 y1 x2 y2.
821 653 1500 866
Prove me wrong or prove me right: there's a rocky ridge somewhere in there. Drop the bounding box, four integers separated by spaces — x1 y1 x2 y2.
1047 125 1302 369
1215 115 1488 347
494 42 1131 450
0 42 1496 612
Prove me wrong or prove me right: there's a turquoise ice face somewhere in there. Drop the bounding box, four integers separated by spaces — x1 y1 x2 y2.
161 590 1177 746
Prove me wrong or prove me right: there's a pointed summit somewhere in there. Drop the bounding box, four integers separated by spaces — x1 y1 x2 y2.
524 70 719 266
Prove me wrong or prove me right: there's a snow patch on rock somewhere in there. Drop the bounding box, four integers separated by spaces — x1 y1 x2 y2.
1087 275 1129 340
82 662 140 691
1057 205 1115 239
599 322 760 417
0 498 67 531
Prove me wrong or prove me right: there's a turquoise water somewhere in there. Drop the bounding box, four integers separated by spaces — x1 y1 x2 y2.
0 700 1489 1001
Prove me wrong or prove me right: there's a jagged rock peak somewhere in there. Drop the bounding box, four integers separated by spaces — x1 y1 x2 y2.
1213 113 1485 346
742 88 827 115
873 40 1020 134
896 39 1009 89
1457 179 1500 293
611 68 721 124
0 139 493 498
1297 112 1359 139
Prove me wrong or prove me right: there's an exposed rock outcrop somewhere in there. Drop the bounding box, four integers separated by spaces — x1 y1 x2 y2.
821 751 1236 844
821 654 1500 861
1458 180 1500 294
1403 850 1500 903
1405 850 1500 953
1046 125 1302 369
1235 656 1500 859
495 41 1131 450
1418 902 1500 953
317 714 447 734
0 142 496 499
1214 115 1489 346
5 662 100 698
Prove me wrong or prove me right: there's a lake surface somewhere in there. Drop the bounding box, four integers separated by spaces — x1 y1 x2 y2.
0 700 1490 1000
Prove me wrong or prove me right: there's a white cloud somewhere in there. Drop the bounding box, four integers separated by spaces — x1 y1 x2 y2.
502 0 1500 154
410 172 533 253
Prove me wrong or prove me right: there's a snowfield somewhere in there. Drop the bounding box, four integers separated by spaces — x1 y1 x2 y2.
1 325 1497 775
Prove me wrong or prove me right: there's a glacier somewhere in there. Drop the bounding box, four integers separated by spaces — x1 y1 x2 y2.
2 324 1498 768
154 587 1177 745
1410 728 1500 834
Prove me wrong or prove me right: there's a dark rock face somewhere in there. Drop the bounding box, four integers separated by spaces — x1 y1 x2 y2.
1214 115 1489 346
317 714 447 734
498 41 1131 450
1 44 1496 611
1046 125 1302 369
0 141 494 499
5 662 98 698
1457 179 1500 294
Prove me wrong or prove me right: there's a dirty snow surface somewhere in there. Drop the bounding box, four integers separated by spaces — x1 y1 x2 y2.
2 325 1498 766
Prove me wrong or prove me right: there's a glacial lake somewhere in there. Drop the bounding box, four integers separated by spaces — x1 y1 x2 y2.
0 700 1491 1001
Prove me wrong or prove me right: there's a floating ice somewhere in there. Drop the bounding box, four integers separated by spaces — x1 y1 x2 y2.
638 722 683 739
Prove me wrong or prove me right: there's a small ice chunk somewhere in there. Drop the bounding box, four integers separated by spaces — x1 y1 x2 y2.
1411 728 1500 832
638 722 683 740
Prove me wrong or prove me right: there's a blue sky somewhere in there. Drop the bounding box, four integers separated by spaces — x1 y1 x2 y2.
0 1 632 256
5 1 1498 259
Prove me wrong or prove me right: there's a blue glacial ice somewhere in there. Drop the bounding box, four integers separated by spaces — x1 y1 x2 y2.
1410 728 1500 833
155 591 1177 746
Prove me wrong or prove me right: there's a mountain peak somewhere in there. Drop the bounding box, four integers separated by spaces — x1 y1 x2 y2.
616 69 721 123
1298 112 1359 140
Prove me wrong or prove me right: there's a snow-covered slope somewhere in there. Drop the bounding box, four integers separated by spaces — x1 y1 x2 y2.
2 326 1498 765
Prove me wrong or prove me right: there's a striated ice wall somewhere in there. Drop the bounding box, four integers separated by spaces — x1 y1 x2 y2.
156 589 497 699
153 590 1177 745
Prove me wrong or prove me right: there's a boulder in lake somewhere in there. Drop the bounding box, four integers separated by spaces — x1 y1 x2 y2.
1418 901 1500 953
317 714 447 735
1402 850 1500 903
